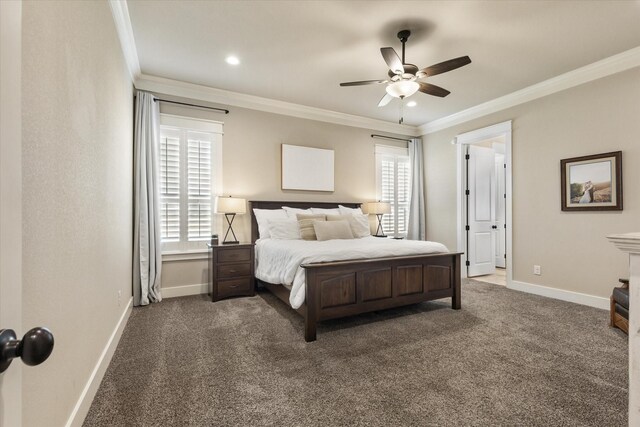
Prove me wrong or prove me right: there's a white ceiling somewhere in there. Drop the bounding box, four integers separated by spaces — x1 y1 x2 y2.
127 1 640 127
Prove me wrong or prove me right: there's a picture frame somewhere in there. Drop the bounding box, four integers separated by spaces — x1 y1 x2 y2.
560 151 622 211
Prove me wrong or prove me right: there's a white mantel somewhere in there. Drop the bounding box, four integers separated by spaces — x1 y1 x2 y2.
608 232 640 426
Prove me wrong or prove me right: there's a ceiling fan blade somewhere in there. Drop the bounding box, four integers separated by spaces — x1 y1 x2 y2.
378 93 393 107
340 79 387 87
417 56 471 78
418 82 450 97
380 47 404 74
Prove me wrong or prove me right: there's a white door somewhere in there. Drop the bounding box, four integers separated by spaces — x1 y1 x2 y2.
0 2 23 426
495 154 506 268
467 145 496 277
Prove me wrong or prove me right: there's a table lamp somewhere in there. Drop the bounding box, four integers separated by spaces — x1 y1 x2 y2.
367 201 391 237
216 196 246 244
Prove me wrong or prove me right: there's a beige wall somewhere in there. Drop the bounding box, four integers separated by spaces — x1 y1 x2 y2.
157 101 408 291
424 67 640 299
162 258 209 292
22 2 133 426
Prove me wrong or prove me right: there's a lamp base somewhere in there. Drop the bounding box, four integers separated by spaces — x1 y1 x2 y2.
222 213 239 245
374 214 387 238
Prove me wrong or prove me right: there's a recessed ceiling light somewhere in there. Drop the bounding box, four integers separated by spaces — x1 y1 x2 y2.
225 56 240 65
406 101 417 107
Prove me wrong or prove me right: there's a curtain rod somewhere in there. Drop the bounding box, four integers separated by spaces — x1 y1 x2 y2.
371 134 411 143
153 98 229 114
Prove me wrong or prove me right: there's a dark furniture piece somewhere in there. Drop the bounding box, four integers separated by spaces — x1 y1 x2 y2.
610 278 629 334
208 242 255 302
250 201 462 342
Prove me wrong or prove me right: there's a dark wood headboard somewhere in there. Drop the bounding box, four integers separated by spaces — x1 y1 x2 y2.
249 201 363 244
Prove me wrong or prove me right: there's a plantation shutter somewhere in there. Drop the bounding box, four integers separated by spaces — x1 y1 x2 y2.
380 155 395 235
158 115 222 252
187 131 212 241
396 158 410 236
376 145 411 238
159 130 180 242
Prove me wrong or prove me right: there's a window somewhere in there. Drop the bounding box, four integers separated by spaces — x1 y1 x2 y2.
375 145 411 238
159 115 222 252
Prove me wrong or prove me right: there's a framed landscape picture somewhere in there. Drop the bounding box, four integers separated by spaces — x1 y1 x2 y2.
560 151 622 211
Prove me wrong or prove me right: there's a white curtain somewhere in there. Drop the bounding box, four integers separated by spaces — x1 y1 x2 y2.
133 91 162 306
407 138 426 240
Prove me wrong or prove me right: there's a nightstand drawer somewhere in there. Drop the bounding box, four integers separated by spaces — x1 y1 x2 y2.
217 247 251 263
218 262 252 279
217 277 252 298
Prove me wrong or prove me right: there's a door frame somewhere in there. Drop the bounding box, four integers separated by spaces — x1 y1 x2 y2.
455 120 513 285
494 152 507 268
0 1 23 426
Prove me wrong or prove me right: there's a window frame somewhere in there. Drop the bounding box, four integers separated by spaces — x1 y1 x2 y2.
375 144 411 238
159 114 223 253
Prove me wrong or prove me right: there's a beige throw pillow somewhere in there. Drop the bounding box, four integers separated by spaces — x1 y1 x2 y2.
296 214 326 240
327 214 371 238
313 220 354 241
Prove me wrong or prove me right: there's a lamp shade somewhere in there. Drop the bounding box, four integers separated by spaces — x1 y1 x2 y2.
367 201 391 215
386 80 419 98
216 196 246 214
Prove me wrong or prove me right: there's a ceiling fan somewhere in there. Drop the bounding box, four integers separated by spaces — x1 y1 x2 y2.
340 29 471 108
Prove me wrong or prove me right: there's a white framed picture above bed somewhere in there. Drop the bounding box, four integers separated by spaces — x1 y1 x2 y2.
281 144 334 192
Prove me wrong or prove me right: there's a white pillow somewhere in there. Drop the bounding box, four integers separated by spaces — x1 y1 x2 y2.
339 204 364 216
310 207 340 215
282 206 312 219
349 213 371 238
267 219 301 240
253 208 288 239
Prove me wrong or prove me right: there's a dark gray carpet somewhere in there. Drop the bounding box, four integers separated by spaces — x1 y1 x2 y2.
83 280 628 427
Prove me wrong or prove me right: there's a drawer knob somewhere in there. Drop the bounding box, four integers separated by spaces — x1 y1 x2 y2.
229 269 237 273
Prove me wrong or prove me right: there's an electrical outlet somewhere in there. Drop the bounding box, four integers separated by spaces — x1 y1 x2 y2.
118 290 122 306
533 265 541 275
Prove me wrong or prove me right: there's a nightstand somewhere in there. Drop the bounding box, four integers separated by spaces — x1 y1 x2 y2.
208 242 255 302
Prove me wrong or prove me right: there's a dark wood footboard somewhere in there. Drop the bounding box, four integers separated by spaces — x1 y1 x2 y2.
249 201 462 342
301 252 461 341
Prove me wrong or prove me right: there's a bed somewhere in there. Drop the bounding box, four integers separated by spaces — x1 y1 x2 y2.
250 201 462 341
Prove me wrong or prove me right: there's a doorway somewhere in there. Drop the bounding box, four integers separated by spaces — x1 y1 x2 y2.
455 121 512 287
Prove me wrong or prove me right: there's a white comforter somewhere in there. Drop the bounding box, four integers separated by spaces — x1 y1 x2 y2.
255 237 449 309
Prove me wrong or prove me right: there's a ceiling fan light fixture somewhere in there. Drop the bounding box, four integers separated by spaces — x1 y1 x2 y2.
385 80 419 99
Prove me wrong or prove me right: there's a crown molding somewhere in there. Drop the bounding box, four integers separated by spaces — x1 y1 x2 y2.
608 232 640 254
418 46 640 135
135 74 421 136
108 0 140 81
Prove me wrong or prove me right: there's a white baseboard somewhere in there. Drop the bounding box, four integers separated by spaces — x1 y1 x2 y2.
162 283 208 298
508 280 609 310
65 297 133 427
